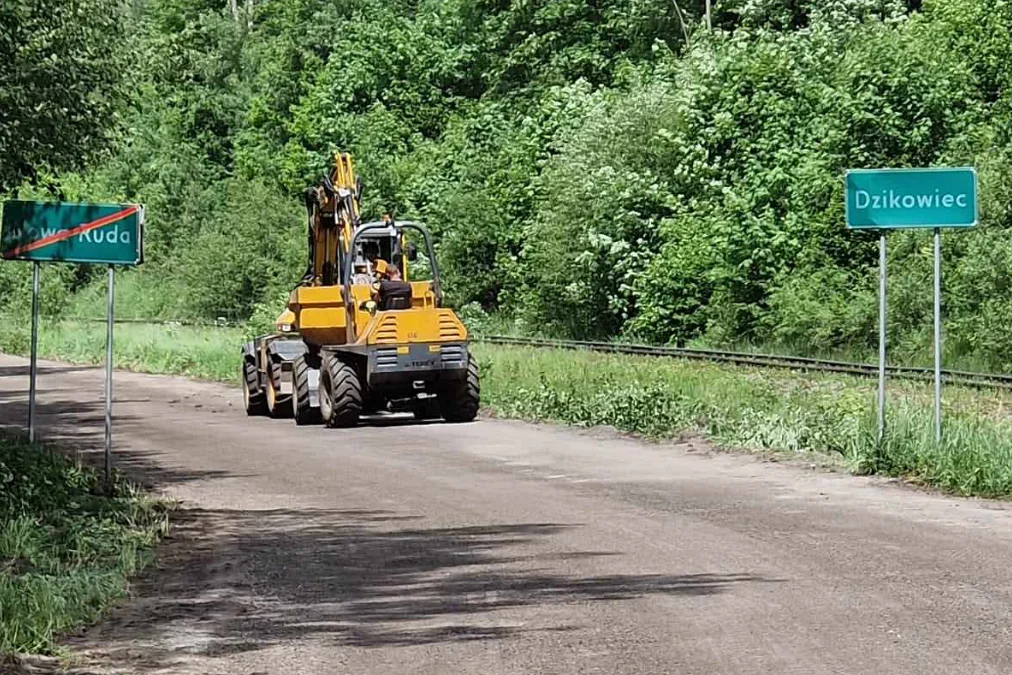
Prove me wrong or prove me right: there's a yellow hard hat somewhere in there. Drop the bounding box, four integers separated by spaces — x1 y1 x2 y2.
374 259 390 277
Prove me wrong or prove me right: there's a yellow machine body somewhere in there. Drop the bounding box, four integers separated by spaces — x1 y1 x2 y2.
285 282 467 348
269 151 468 351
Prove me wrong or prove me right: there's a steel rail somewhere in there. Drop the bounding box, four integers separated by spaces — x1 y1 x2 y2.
65 316 231 328
479 336 1012 391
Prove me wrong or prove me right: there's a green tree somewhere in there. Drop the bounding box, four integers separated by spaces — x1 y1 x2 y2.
0 0 125 191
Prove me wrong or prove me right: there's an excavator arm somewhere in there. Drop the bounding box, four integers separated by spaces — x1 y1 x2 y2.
301 152 361 287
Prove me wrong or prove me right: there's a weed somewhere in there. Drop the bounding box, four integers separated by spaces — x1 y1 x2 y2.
0 438 168 655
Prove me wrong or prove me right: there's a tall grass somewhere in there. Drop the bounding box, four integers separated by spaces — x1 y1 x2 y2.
2 318 1012 498
0 438 168 655
5 319 240 382
476 346 1012 498
873 405 1012 496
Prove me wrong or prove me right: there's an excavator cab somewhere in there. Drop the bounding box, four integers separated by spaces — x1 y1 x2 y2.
241 153 479 429
350 235 394 286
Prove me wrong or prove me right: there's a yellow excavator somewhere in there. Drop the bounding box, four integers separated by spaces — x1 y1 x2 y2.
241 153 479 427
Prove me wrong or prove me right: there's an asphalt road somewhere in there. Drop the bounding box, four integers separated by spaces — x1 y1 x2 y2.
2 354 1012 675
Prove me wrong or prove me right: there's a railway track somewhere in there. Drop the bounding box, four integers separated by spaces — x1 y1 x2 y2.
480 335 1012 391
64 317 1012 391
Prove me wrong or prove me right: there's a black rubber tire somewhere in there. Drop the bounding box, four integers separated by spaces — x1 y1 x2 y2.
292 354 321 426
266 359 293 419
319 356 362 429
439 357 479 423
242 358 267 417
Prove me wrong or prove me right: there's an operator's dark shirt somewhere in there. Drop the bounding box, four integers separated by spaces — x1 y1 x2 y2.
373 279 412 310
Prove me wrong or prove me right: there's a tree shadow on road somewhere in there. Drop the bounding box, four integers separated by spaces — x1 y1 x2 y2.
58 506 779 672
0 386 142 451
0 363 102 378
0 363 781 672
0 385 239 489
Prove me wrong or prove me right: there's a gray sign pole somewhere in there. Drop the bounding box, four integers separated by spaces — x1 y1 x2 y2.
878 233 887 449
104 265 115 494
28 261 40 443
934 228 942 443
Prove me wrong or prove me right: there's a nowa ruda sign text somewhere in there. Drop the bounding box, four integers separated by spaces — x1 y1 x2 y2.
0 200 144 265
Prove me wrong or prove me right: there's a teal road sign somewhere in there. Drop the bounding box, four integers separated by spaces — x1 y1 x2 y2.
845 167 977 229
1 200 144 265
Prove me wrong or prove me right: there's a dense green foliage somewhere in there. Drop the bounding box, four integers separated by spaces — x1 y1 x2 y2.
0 0 127 319
0 438 167 654
0 0 124 192
4 0 1012 368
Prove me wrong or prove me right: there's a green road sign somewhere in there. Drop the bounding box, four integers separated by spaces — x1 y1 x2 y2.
845 167 977 229
1 200 144 265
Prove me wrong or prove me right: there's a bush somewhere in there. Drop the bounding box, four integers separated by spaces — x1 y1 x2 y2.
176 179 304 321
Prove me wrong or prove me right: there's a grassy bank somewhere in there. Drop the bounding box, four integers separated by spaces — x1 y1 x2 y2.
0 318 241 382
481 346 1012 497
0 438 168 655
3 319 1012 498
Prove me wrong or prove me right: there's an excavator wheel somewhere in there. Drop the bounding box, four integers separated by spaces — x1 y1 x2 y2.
439 357 480 423
242 358 267 417
266 359 293 419
292 354 321 426
319 356 362 428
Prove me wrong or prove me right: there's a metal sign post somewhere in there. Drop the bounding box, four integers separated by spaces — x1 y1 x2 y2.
104 266 115 493
28 262 40 443
933 228 942 444
846 167 977 446
1 200 143 491
878 234 886 448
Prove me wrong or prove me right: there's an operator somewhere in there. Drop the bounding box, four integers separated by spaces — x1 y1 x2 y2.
351 260 372 285
362 240 389 281
371 260 412 310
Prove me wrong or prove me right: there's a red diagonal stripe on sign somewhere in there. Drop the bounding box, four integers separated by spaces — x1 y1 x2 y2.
2 206 139 259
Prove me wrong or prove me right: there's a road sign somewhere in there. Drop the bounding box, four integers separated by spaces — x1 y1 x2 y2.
1 199 143 265
1 199 145 493
845 166 979 447
845 167 977 229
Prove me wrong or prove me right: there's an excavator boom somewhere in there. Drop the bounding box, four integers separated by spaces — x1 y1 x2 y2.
302 152 360 287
